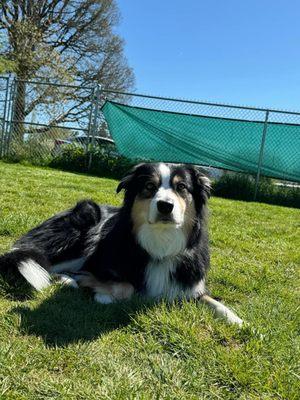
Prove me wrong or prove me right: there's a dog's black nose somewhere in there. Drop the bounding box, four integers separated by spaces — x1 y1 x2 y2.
157 200 174 215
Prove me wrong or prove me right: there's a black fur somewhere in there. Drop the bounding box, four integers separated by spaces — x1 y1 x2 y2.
0 248 50 275
0 200 102 279
83 211 149 291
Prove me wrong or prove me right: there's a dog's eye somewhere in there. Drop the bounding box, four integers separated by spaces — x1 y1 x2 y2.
145 182 156 191
177 182 186 191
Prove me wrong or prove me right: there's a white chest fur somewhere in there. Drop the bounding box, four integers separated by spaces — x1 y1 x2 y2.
144 258 205 301
145 259 179 300
137 223 187 259
137 221 205 301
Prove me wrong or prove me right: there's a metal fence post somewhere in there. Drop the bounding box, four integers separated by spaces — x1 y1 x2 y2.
254 110 269 200
87 87 95 170
88 83 101 170
0 76 10 157
4 78 17 157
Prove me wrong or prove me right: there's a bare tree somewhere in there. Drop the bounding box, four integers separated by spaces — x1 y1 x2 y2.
0 1 134 138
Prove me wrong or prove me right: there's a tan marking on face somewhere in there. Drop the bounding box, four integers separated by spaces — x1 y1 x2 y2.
175 192 186 214
171 174 197 236
172 175 183 185
174 191 187 222
182 197 196 237
131 197 152 233
78 273 134 300
171 174 188 223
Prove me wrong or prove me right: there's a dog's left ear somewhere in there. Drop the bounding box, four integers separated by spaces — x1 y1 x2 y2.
116 163 145 193
116 171 134 193
189 165 211 201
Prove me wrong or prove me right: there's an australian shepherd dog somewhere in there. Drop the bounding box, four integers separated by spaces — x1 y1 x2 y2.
0 163 243 325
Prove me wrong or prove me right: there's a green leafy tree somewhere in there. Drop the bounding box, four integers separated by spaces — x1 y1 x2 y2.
0 1 134 138
0 55 14 73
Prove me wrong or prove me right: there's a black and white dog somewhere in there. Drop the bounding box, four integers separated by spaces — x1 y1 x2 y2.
0 163 243 325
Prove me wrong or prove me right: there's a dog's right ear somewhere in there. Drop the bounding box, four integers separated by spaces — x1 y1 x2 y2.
188 165 211 202
116 163 145 193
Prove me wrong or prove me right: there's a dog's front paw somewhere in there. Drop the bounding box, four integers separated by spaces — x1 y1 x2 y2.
94 293 114 304
94 282 134 304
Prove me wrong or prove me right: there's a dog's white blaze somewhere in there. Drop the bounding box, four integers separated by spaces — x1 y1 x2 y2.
148 163 183 225
145 259 206 300
159 163 171 188
18 259 51 291
137 223 186 259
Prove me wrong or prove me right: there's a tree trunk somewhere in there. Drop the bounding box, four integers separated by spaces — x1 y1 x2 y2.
12 79 26 142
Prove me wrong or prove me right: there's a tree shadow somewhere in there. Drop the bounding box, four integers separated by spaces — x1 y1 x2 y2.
10 286 153 347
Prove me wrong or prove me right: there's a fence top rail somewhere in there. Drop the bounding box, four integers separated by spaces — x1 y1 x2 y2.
14 78 93 91
101 88 300 116
2 75 300 116
9 119 88 132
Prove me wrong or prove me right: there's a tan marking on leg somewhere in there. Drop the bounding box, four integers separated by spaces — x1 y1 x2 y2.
109 282 134 300
200 294 243 326
77 272 134 301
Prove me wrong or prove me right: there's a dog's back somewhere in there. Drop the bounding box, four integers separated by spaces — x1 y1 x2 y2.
0 200 103 290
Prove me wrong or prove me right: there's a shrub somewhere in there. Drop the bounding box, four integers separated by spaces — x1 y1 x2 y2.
3 139 52 166
49 143 139 179
49 145 88 171
213 172 300 208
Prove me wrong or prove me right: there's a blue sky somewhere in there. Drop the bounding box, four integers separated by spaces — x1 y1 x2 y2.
117 0 300 110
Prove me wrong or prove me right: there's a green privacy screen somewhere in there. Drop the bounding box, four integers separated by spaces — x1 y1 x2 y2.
102 101 300 182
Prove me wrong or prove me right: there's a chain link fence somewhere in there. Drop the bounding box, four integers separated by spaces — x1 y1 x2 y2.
0 76 114 163
0 75 299 199
0 76 10 158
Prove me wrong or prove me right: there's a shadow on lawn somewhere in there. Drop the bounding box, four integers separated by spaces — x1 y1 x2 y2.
11 286 153 347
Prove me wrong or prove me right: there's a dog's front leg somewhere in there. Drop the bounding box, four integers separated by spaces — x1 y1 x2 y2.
199 294 243 326
93 282 135 304
77 272 134 304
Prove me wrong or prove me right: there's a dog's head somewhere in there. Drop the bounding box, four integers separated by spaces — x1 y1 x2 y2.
117 163 211 258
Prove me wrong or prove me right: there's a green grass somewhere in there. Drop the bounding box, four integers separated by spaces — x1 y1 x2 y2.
0 161 299 400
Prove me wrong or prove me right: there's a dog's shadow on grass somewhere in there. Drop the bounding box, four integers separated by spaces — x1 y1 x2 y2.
11 286 153 347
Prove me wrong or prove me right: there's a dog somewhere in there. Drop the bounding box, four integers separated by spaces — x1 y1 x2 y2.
0 162 243 325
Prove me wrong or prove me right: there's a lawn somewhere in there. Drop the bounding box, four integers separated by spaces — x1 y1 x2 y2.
0 161 299 399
